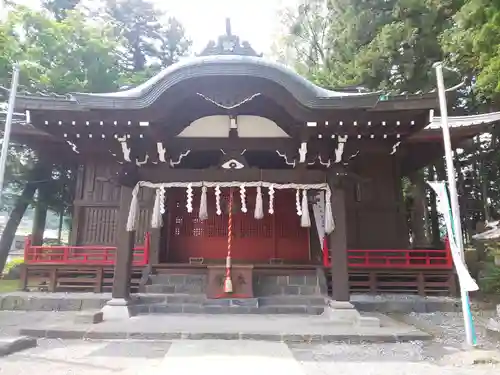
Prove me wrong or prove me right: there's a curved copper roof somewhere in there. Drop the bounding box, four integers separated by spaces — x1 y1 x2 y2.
67 55 383 110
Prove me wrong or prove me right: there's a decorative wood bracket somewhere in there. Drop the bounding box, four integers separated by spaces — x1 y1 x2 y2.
276 150 296 167
157 142 167 162
117 135 131 162
219 149 248 169
298 142 308 163
390 141 401 155
170 150 191 168
334 135 348 163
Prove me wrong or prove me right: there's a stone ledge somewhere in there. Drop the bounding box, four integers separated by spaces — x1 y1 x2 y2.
0 336 37 357
75 310 103 324
18 327 431 343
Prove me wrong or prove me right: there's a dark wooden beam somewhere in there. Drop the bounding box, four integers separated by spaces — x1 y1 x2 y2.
112 186 135 300
163 137 297 152
139 166 328 185
328 179 349 301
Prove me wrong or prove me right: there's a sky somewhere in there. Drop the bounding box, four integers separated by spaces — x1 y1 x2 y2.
1 0 297 54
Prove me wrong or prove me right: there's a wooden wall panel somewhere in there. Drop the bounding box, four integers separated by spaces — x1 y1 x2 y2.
168 188 310 263
73 161 153 246
347 154 409 249
79 206 118 245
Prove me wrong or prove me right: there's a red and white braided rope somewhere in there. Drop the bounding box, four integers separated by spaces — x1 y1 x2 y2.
225 188 234 289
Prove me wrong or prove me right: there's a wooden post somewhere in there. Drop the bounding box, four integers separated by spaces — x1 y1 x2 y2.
111 185 136 300
149 228 161 265
328 182 350 301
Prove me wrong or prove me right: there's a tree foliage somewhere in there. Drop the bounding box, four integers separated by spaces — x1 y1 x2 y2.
101 0 191 85
276 0 500 243
0 0 190 269
278 0 465 92
441 0 500 105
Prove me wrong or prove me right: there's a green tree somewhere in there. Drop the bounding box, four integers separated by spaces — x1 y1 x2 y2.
441 0 500 105
278 0 463 92
42 0 81 21
0 5 124 271
102 0 191 84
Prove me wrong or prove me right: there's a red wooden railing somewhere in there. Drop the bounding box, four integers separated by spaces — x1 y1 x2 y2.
322 237 453 269
24 232 150 266
23 231 452 270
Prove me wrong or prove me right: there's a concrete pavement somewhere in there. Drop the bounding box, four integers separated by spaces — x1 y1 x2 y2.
1 339 499 375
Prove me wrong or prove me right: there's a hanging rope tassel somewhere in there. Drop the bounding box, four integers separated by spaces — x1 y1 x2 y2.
268 184 275 214
224 188 234 293
186 183 193 213
254 186 264 219
240 184 247 213
215 185 222 215
296 188 302 216
199 185 208 220
324 188 335 234
151 188 163 229
300 189 311 227
126 185 140 232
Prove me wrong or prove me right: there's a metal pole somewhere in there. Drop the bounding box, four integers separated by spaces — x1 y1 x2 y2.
434 62 474 347
0 64 19 202
0 63 20 202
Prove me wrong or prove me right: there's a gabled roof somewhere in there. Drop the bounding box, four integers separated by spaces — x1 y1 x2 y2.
1 54 439 112
0 18 440 114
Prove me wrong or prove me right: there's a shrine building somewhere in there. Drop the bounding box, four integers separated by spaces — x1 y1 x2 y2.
7 21 496 313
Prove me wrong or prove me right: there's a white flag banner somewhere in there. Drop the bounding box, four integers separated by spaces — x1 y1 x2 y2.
312 191 326 242
428 181 479 292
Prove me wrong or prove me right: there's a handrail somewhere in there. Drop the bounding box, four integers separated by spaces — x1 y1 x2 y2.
322 238 453 269
24 232 151 266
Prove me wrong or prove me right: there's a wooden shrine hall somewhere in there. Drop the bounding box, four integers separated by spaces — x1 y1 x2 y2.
6 20 485 311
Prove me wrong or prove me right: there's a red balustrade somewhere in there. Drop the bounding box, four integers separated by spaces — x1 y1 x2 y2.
24 232 150 266
24 231 452 270
322 237 453 269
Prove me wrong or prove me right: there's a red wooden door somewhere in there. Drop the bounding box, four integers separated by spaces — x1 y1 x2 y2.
168 188 309 263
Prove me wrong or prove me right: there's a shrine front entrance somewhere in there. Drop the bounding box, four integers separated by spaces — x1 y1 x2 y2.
162 188 311 264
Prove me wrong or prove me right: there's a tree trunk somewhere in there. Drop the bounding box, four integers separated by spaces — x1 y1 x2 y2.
0 163 48 272
57 209 64 244
31 182 51 246
409 170 429 247
430 162 445 247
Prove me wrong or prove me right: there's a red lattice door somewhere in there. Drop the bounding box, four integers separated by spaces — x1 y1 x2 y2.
167 188 310 263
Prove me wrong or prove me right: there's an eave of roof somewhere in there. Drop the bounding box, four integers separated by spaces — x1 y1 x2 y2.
426 111 500 130
409 110 500 142
3 55 438 113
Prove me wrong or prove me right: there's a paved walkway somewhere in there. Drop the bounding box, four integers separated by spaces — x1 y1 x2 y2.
1 339 499 375
0 310 429 342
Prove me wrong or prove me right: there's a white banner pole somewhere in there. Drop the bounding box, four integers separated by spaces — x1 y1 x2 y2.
0 63 20 202
433 62 475 347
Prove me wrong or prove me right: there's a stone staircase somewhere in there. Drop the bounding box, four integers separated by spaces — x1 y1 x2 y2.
136 273 326 315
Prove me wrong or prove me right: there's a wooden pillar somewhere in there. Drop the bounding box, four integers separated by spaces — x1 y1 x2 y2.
149 228 161 265
329 183 350 301
111 185 136 300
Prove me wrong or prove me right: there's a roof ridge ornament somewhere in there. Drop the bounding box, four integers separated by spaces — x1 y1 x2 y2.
198 18 262 57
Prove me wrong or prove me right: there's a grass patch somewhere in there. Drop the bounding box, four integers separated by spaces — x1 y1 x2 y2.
0 279 19 293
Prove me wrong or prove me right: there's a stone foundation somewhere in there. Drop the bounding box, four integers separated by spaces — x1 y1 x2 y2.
253 272 324 296
145 274 207 294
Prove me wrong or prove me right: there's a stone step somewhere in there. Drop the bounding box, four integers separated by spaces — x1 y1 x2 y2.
150 274 206 286
133 294 206 305
258 296 326 306
203 298 259 308
145 283 205 294
132 303 324 315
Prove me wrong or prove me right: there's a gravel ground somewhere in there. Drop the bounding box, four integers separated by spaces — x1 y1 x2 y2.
404 311 500 350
